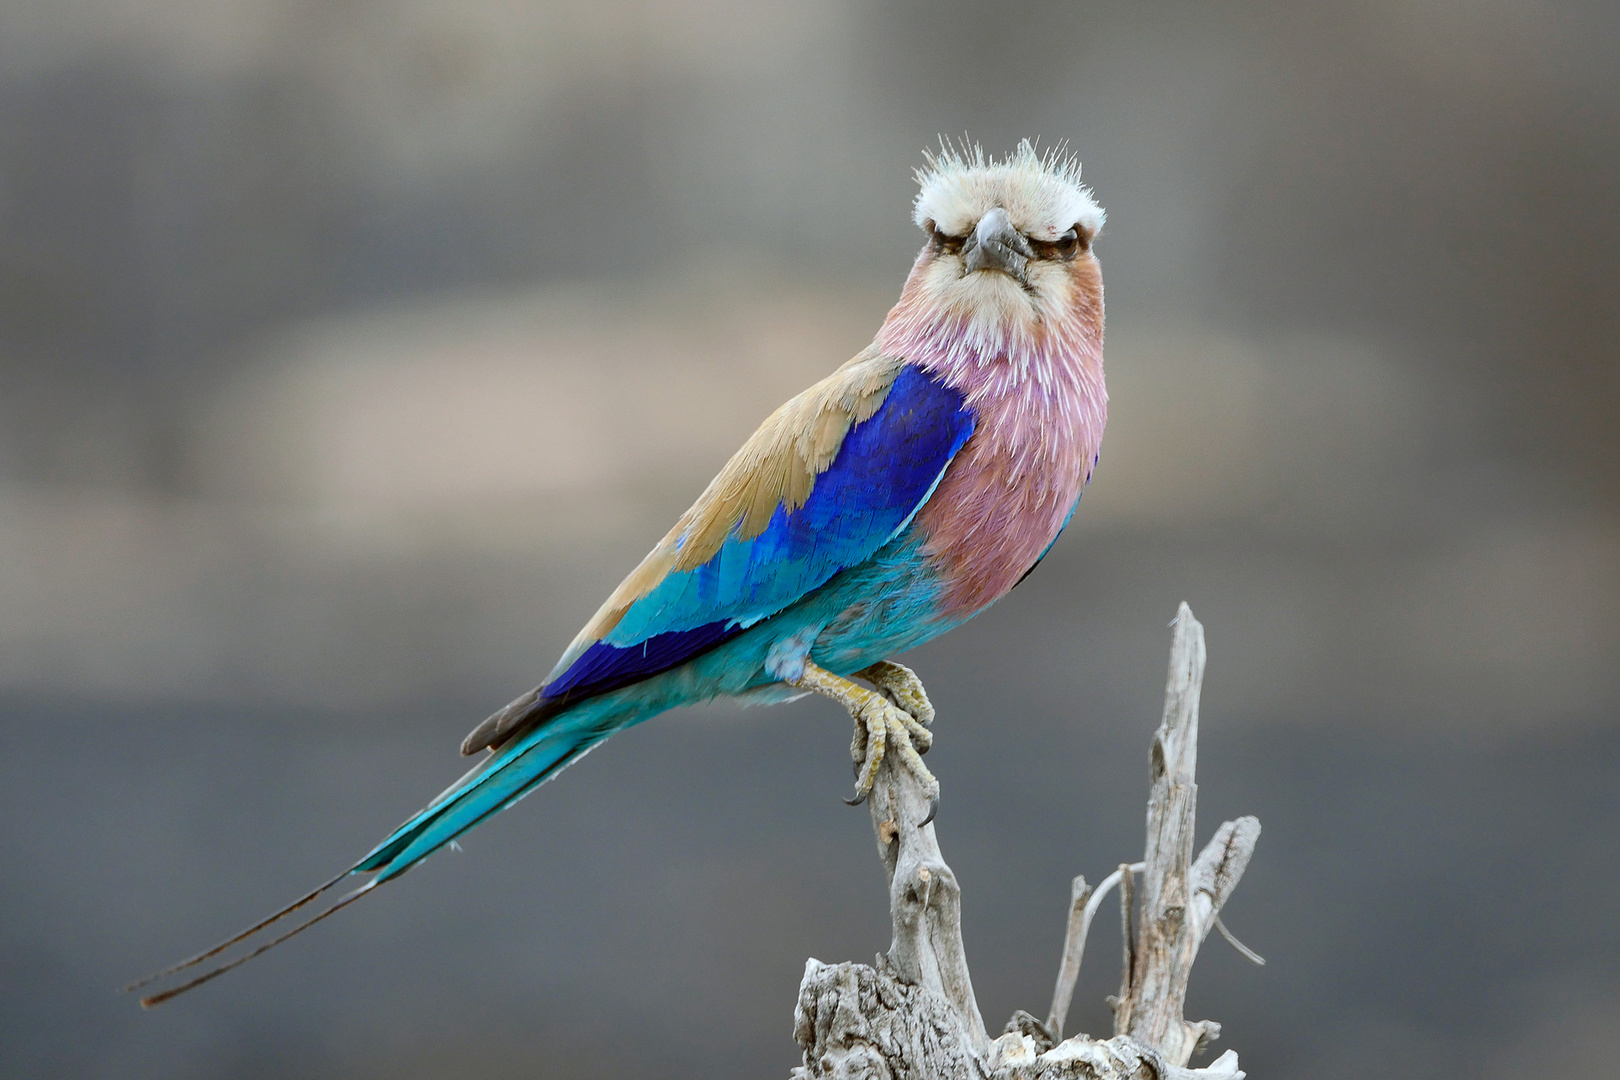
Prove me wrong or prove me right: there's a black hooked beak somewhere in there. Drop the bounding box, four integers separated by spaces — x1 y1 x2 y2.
962 207 1033 281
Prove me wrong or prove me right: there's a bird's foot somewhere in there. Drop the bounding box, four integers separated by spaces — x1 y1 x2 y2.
856 660 935 751
845 692 940 808
789 659 940 813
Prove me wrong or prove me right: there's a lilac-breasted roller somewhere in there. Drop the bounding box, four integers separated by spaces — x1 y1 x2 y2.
133 141 1108 1005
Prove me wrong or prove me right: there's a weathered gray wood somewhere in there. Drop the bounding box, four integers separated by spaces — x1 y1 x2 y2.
790 603 1260 1080
1047 874 1094 1039
865 741 989 1052
791 730 987 1080
1046 861 1145 1040
1114 604 1261 1068
1119 602 1205 1059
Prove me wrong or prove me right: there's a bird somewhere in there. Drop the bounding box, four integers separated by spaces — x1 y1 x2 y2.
129 139 1108 1006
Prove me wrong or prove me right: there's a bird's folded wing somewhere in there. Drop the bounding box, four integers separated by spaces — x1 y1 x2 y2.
548 349 974 703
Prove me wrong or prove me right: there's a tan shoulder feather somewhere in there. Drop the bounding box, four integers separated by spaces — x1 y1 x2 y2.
561 346 904 659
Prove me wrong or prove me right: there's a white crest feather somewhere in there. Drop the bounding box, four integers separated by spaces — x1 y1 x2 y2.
912 138 1105 242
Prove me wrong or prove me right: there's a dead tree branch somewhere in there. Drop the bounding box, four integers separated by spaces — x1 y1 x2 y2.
791 603 1260 1080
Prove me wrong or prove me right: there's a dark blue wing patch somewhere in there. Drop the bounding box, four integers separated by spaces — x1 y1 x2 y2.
542 365 974 704
543 621 735 701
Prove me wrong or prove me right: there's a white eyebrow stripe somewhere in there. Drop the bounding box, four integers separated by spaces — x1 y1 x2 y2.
913 139 1105 242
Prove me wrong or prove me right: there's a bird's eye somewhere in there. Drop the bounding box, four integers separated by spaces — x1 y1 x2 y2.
1031 226 1086 261
928 221 965 255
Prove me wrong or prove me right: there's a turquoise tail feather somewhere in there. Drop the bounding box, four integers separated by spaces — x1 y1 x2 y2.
356 708 621 881
130 695 640 1006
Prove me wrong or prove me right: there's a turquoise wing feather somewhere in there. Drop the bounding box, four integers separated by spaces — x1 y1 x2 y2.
544 363 975 703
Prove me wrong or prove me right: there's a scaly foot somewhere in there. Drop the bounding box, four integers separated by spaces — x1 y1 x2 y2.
856 660 935 751
790 660 939 811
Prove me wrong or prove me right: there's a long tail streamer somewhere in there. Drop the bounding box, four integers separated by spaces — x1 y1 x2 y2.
137 881 376 1007
126 703 625 1006
122 871 350 996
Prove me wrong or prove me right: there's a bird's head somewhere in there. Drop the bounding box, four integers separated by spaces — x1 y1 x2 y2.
884 140 1105 355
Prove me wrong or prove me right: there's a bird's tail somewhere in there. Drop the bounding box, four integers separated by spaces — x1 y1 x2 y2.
127 699 630 1007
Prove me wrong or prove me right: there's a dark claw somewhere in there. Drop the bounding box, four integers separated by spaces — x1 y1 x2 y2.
845 790 870 807
919 797 939 827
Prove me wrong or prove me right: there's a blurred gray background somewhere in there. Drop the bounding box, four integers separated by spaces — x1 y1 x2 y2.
3 1 1618 1076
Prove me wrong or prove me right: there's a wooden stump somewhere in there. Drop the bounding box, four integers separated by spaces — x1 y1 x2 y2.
791 603 1260 1080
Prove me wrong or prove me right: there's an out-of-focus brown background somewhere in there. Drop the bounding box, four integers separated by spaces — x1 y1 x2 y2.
3 2 1617 1076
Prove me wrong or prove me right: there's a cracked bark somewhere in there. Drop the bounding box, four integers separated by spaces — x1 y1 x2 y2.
791 603 1260 1080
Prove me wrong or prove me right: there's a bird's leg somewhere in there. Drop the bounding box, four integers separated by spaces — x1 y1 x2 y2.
855 660 934 752
790 660 939 808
